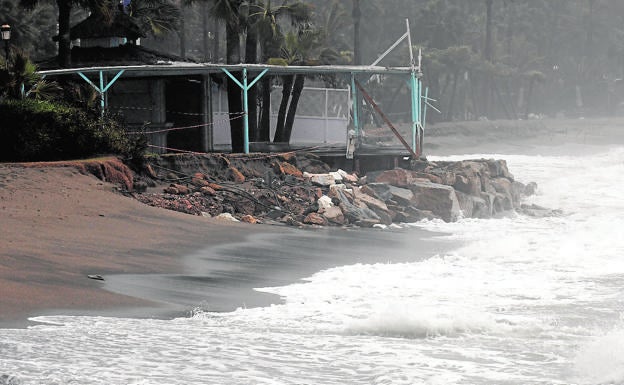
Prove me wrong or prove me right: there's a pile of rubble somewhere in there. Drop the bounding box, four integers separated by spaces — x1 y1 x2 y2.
132 153 543 227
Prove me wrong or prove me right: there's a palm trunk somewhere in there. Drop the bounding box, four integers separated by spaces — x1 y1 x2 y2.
353 0 361 65
282 74 305 143
57 0 72 67
226 22 243 152
245 14 258 141
274 75 294 142
258 78 272 141
446 70 459 121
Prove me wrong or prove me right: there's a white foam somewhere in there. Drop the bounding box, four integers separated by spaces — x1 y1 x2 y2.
2 147 624 384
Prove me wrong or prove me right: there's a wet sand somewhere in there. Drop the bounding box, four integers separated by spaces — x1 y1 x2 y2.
0 163 450 328
4 117 622 328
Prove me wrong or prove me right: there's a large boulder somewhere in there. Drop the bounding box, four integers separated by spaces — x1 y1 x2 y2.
334 189 380 225
363 183 414 205
408 180 461 222
366 168 430 188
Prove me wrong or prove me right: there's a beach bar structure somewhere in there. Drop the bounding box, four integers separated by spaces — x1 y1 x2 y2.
39 62 425 161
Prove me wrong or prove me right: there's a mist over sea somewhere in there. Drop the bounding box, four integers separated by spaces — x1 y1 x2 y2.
2 125 624 384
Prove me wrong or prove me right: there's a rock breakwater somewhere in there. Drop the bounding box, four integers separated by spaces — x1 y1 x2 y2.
131 153 539 227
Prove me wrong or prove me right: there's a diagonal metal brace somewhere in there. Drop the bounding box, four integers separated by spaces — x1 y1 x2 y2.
354 79 418 159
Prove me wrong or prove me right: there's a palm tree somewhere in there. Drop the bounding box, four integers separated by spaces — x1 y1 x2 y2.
249 0 311 142
19 0 108 67
273 26 340 143
127 0 181 37
0 50 59 100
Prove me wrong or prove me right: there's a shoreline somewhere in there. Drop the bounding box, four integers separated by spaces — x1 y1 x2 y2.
0 163 453 328
4 117 622 329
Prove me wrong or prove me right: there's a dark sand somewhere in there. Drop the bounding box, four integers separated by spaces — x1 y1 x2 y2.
3 117 622 328
0 162 450 328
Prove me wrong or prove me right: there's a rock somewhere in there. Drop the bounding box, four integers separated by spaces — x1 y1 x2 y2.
164 183 189 195
337 169 359 183
227 167 246 183
304 212 329 226
352 187 392 225
303 172 335 187
363 183 414 205
200 186 217 196
486 159 513 180
353 187 389 212
133 180 148 193
274 161 303 178
332 188 380 225
408 180 461 222
201 212 211 218
393 206 435 223
216 213 240 222
317 195 334 210
519 204 563 218
366 168 429 188
241 215 258 224
490 178 514 211
524 182 538 196
207 182 223 191
329 171 343 183
321 206 345 224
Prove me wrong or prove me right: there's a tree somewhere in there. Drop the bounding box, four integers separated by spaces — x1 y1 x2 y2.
249 0 311 142
19 0 108 67
273 27 340 143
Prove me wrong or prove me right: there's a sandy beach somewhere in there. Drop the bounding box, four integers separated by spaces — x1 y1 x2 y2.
0 162 449 328
2 117 623 329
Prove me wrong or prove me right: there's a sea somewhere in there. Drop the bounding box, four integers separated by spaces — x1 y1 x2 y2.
1 143 624 384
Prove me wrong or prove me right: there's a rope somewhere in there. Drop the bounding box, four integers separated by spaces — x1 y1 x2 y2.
115 105 240 117
127 112 246 135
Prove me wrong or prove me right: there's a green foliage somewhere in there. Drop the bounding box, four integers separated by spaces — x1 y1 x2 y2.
0 50 61 100
0 99 146 162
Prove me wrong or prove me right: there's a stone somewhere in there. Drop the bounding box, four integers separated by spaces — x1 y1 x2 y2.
353 187 392 224
519 204 563 218
201 212 211 218
363 183 414 205
321 206 345 224
317 195 334 210
227 167 246 183
164 183 190 195
216 213 240 222
240 215 258 224
366 168 429 188
275 161 303 178
337 169 359 183
524 182 538 196
304 212 329 226
329 171 343 182
490 178 514 212
303 172 335 187
200 186 217 196
408 180 461 222
486 159 513 180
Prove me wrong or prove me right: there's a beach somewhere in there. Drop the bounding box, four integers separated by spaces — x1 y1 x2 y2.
2 117 624 329
2 118 624 383
0 162 449 328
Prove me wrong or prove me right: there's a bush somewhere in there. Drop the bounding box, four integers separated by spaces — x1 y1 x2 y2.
0 99 145 162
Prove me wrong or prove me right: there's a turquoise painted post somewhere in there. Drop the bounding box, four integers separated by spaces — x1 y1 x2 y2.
351 73 360 136
410 71 419 154
423 87 429 130
242 68 249 154
221 68 268 154
99 71 105 115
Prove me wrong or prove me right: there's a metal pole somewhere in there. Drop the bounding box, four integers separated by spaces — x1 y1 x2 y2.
99 70 105 116
410 72 418 154
242 68 249 154
351 73 360 136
